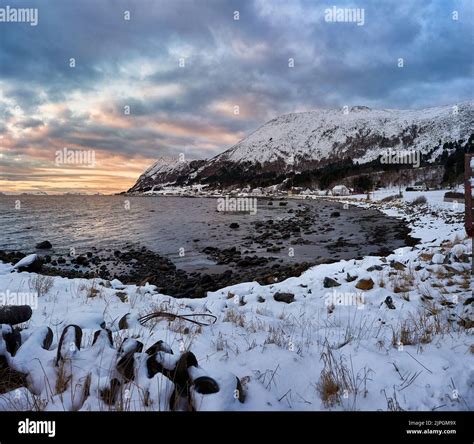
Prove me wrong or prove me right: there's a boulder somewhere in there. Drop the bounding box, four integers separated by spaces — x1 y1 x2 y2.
390 261 406 271
384 296 396 309
13 254 42 273
451 244 466 259
323 277 341 288
75 256 88 266
273 292 295 303
367 265 384 272
346 273 358 282
431 253 445 264
35 241 52 249
355 278 374 291
110 278 125 289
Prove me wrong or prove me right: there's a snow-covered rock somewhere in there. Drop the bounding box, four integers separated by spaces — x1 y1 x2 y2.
451 243 467 259
432 253 446 264
13 254 41 272
110 278 124 289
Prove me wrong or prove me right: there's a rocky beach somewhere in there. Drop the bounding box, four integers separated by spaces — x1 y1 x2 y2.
0 197 417 298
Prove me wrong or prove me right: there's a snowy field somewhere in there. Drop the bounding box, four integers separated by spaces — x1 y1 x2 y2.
0 189 472 411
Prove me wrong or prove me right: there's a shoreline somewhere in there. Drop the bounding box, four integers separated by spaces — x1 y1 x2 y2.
0 197 418 298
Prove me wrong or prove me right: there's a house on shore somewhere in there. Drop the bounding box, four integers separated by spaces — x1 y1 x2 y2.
412 181 428 191
331 184 350 196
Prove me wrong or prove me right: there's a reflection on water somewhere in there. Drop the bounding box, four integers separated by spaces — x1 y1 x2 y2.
0 196 290 266
0 195 409 271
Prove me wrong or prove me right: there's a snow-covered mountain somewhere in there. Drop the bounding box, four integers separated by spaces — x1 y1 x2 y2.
129 102 474 192
128 158 206 193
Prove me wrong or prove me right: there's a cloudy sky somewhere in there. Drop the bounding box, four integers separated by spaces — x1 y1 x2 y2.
0 0 472 194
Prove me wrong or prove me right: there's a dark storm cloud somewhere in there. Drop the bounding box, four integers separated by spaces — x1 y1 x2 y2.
15 118 44 129
0 0 472 191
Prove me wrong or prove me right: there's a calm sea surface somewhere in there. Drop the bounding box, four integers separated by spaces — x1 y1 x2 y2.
0 195 410 271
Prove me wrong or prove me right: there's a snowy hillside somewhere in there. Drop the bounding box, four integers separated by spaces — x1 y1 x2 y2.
129 158 205 193
129 102 474 192
211 102 473 166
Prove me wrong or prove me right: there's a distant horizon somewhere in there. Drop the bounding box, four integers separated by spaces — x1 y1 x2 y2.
0 191 112 196
1 0 472 194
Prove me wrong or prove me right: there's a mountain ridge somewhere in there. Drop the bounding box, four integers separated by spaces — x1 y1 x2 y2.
128 102 474 193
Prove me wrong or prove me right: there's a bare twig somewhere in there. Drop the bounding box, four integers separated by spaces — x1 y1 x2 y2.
405 351 433 374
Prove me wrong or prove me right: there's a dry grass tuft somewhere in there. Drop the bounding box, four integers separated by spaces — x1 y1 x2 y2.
0 364 27 395
316 342 372 409
441 234 464 251
317 371 340 406
392 308 453 347
459 275 471 290
391 269 415 294
264 325 288 348
377 273 386 288
55 361 72 395
411 195 427 206
29 274 54 297
419 252 434 262
78 280 102 299
223 308 246 327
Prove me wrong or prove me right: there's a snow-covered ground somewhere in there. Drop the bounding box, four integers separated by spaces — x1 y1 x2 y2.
0 189 472 411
